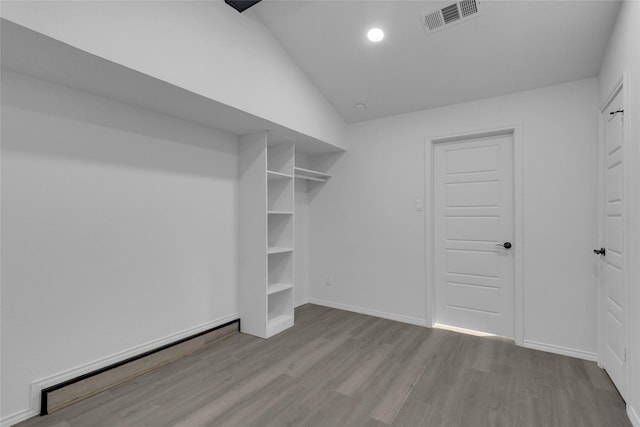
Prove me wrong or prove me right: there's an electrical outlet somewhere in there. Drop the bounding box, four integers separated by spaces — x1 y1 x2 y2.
325 275 332 286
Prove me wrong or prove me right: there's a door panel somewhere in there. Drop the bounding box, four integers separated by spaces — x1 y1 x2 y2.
445 145 499 173
434 134 514 337
446 182 500 207
605 264 623 305
446 217 499 242
606 162 622 202
606 217 622 254
601 89 626 399
606 312 624 360
446 282 499 313
447 250 499 277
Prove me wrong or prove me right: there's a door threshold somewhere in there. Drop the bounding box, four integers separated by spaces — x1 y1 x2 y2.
434 322 503 338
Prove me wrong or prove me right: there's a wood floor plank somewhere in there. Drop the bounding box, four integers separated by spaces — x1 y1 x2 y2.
293 337 363 391
209 374 298 427
369 332 443 424
16 304 631 427
335 342 394 396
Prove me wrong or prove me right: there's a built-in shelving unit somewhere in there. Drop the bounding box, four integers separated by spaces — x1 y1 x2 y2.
239 131 295 339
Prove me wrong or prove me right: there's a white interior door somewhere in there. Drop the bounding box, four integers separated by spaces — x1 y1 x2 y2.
600 89 627 399
434 133 514 337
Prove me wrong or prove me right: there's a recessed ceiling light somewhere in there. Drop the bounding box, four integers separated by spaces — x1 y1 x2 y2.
367 28 384 42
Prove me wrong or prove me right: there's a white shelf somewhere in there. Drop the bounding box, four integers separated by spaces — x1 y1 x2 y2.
267 246 294 255
268 211 293 215
267 283 294 295
267 170 293 180
294 167 332 182
268 312 293 323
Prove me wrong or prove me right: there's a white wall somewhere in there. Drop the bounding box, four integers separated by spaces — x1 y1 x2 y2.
599 2 640 424
0 71 239 422
309 78 600 357
0 0 346 149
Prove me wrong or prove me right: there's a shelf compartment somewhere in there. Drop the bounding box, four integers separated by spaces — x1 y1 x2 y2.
268 178 294 212
268 283 294 295
268 251 293 288
294 166 331 182
268 289 293 317
268 213 293 249
268 289 294 336
267 313 294 337
267 140 294 175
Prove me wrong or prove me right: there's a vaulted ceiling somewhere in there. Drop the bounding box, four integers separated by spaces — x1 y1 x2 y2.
252 1 620 123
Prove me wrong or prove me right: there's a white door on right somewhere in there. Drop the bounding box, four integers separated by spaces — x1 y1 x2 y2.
434 133 514 337
601 90 627 399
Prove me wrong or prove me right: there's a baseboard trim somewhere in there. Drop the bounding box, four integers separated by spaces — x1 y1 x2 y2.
30 313 239 417
308 298 428 327
628 404 640 427
307 300 598 362
523 339 598 362
295 298 310 308
0 409 39 427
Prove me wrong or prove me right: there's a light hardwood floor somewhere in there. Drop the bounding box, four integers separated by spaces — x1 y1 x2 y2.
18 304 630 427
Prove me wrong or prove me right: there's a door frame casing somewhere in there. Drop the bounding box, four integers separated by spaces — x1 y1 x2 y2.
425 125 524 346
597 72 631 397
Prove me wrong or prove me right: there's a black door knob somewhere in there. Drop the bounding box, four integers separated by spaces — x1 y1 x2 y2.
496 242 512 249
594 248 606 256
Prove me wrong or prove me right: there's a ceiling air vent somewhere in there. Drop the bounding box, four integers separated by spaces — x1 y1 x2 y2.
422 0 482 34
459 0 479 17
424 10 445 31
441 4 460 24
